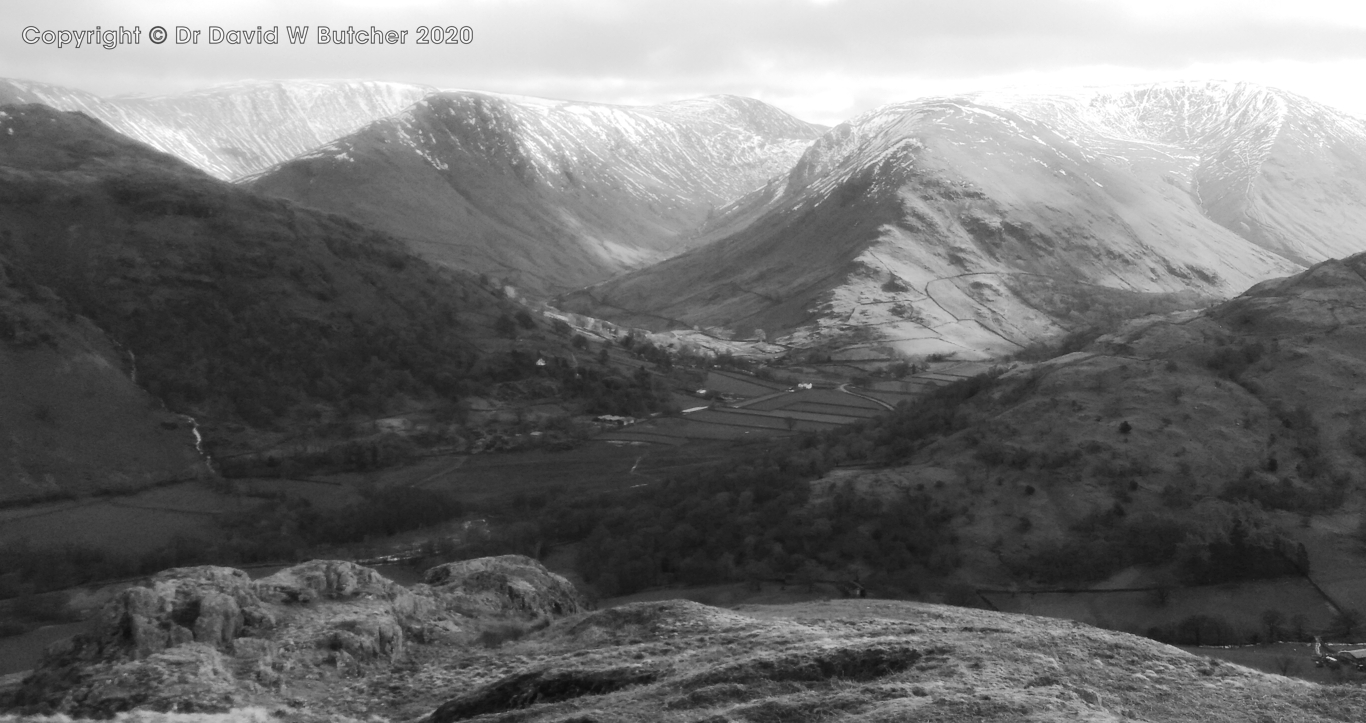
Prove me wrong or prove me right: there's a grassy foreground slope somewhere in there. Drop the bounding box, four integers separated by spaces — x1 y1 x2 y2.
380 598 1366 722
5 569 1363 722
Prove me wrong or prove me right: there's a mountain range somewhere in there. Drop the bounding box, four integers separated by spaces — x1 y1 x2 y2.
0 78 433 180
563 82 1366 358
247 91 825 295
15 78 1363 358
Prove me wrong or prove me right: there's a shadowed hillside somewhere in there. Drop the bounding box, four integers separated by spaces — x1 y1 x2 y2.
0 103 666 499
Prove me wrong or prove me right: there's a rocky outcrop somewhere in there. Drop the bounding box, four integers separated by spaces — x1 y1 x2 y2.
8 587 1366 721
3 555 580 719
418 555 588 620
50 566 271 665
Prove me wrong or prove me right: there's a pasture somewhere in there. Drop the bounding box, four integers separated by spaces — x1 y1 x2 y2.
1185 642 1366 684
984 576 1337 647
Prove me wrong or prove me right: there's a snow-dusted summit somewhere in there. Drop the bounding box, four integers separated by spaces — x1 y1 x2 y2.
0 78 434 180
563 82 1366 358
977 81 1366 264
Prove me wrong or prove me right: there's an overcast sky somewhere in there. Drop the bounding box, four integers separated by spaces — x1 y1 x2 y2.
5 0 1366 125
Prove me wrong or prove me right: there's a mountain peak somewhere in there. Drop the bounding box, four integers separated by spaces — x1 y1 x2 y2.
250 89 825 296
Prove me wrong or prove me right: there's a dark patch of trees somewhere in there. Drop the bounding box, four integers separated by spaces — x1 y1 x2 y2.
1017 510 1304 586
1204 341 1265 381
0 138 599 433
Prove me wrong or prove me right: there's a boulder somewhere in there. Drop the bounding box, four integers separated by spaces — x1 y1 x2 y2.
419 555 588 620
256 559 406 604
258 559 432 622
319 613 407 662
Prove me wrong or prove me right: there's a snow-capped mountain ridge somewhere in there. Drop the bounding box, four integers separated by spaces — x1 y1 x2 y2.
971 82 1366 262
250 90 825 295
279 91 821 209
564 81 1366 358
0 78 436 179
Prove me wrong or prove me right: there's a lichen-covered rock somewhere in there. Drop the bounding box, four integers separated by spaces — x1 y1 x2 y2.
256 560 404 605
229 636 282 686
318 614 407 663
418 555 587 620
257 559 433 624
17 642 239 718
56 566 270 665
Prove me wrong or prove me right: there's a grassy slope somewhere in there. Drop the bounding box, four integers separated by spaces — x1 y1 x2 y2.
394 598 1366 722
0 257 201 502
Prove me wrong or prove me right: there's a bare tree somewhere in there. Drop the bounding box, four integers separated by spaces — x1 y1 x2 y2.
1332 608 1364 640
1261 609 1286 643
1291 614 1310 642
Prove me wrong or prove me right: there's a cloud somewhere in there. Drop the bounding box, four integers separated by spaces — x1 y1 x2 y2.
5 0 1366 124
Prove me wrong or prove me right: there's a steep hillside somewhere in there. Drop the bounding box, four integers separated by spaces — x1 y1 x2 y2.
0 78 432 180
249 92 824 295
0 103 631 487
0 257 202 502
565 82 1366 358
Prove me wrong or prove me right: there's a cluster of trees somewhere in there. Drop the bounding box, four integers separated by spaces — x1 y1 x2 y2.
1145 607 1362 647
618 333 675 371
559 467 956 597
218 425 462 479
217 484 468 555
1016 506 1306 586
1204 340 1267 382
1221 473 1348 515
125 287 477 426
496 349 676 418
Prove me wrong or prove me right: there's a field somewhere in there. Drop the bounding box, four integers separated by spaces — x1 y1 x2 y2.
700 369 788 397
983 576 1335 642
599 367 932 445
0 482 248 554
0 360 953 564
1184 642 1366 684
